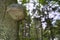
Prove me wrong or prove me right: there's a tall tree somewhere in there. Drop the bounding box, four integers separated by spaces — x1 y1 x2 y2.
0 0 19 40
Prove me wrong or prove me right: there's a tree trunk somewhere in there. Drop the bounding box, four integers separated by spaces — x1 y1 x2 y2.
0 0 18 40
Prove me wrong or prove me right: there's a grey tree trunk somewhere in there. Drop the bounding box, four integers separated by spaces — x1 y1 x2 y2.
0 0 18 40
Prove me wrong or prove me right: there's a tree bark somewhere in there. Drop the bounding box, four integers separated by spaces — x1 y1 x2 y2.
0 0 18 40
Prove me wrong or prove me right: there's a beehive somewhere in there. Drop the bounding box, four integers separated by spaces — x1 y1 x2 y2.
7 4 25 21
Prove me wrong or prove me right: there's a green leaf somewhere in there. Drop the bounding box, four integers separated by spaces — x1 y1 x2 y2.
22 0 27 4
54 0 59 2
39 0 47 5
58 1 60 5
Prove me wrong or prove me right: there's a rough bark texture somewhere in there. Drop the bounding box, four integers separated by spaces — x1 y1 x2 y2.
0 0 18 40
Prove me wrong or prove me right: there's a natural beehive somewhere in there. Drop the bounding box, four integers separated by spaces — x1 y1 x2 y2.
7 4 26 21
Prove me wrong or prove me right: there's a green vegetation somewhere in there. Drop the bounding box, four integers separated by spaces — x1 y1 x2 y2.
0 0 60 40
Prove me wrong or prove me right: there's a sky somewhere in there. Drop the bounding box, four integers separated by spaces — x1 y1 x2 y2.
17 0 60 28
17 0 60 19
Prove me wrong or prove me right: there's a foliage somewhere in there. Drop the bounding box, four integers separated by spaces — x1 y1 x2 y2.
18 0 60 40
